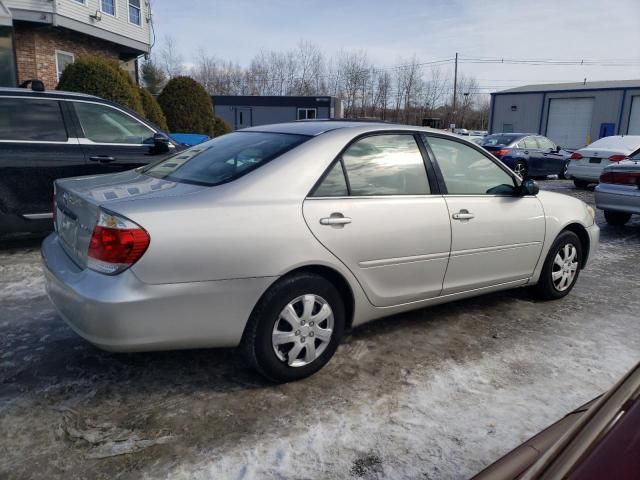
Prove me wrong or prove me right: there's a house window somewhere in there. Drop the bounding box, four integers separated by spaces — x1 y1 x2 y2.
71 0 86 4
129 0 141 25
55 50 75 81
297 108 317 120
100 0 116 16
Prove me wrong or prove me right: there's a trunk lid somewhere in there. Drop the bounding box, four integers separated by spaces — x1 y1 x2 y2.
54 169 206 268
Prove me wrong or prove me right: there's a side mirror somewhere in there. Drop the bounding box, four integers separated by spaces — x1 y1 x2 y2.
152 133 171 154
555 145 561 152
519 178 539 196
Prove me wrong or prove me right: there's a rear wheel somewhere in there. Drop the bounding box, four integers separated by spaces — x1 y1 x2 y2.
604 210 631 226
514 161 528 179
559 161 569 179
535 231 582 300
241 273 345 383
573 179 590 189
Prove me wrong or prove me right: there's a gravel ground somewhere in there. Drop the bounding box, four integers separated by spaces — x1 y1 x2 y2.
1 180 639 480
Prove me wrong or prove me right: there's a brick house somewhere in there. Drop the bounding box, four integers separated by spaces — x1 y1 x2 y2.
0 0 152 89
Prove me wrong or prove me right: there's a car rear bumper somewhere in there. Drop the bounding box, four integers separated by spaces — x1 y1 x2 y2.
566 163 604 182
41 233 275 352
595 184 640 214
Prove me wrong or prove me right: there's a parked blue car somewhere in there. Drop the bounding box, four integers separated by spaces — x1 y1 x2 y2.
480 133 571 179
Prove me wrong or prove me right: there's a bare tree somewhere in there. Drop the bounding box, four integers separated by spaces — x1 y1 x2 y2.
158 36 185 79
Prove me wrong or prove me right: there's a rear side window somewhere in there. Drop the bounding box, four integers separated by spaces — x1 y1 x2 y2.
74 102 154 144
0 98 67 141
339 134 430 196
144 132 309 186
313 161 349 197
481 134 520 147
522 137 539 149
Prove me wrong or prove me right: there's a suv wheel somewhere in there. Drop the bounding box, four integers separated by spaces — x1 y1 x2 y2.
241 273 345 383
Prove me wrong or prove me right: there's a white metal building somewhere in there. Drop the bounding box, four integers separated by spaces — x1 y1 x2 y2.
489 80 640 149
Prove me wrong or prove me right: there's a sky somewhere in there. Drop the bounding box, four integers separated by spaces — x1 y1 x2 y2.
150 0 640 93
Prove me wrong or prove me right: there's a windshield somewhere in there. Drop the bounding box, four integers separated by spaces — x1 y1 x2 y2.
481 135 521 147
143 132 310 186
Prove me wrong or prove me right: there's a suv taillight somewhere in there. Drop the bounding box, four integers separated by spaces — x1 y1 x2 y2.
87 210 150 275
569 152 583 160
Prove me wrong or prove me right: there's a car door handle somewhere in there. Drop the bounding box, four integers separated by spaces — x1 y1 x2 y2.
320 215 352 226
452 210 474 220
89 156 116 163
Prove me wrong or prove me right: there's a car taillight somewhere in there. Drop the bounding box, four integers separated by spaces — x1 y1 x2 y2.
494 149 509 158
570 152 583 160
87 210 150 275
599 171 640 186
608 154 628 162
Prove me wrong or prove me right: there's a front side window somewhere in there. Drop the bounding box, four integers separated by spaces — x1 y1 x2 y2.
0 98 67 141
297 108 317 120
55 50 74 81
144 132 309 186
340 134 430 196
128 0 141 25
74 102 154 144
536 136 555 150
425 135 515 195
100 0 115 16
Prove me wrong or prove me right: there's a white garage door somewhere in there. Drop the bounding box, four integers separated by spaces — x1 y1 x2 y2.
628 96 640 135
546 98 594 149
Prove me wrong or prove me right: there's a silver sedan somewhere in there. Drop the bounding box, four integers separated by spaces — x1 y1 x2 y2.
42 121 599 382
595 155 640 226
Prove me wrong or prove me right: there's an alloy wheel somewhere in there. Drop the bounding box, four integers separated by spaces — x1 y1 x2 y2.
551 243 579 292
515 162 527 178
272 294 334 367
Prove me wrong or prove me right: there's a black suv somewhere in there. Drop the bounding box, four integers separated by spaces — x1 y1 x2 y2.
0 85 182 235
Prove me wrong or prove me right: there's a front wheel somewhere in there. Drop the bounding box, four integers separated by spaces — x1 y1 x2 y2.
559 162 569 179
535 231 582 300
573 179 590 189
604 210 631 226
241 273 345 383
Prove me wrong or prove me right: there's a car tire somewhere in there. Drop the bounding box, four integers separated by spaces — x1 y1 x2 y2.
514 161 528 179
604 210 631 226
573 179 590 189
534 231 582 300
559 162 569 179
241 272 345 383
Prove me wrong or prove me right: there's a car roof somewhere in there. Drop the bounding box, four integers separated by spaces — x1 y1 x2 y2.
0 87 99 100
242 120 459 137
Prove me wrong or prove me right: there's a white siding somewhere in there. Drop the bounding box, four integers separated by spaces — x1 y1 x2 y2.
4 0 53 12
56 0 150 46
6 0 150 47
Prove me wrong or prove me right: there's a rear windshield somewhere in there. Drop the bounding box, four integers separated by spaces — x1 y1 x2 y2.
143 132 310 186
481 135 521 147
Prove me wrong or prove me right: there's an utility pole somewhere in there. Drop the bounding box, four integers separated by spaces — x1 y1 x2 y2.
452 52 458 131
